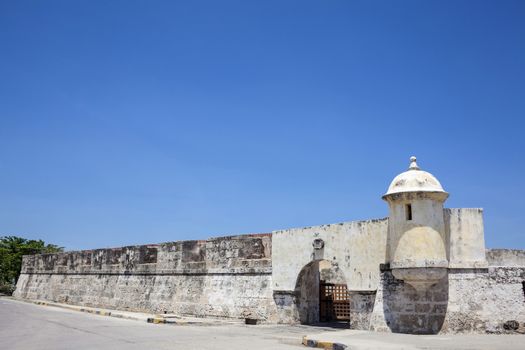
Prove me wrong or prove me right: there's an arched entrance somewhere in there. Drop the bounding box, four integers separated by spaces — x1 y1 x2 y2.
294 259 350 326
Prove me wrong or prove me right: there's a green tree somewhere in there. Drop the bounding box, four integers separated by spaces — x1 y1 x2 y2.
0 236 63 294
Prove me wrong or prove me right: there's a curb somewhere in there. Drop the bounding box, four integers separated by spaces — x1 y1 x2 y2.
147 317 167 324
79 308 112 317
146 317 187 325
22 299 146 322
17 298 213 326
145 317 221 326
302 336 348 350
9 297 264 328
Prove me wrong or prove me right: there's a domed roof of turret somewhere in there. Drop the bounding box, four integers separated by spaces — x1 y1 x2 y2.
383 156 446 197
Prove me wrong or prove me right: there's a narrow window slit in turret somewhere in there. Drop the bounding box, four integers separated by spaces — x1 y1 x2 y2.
405 204 412 221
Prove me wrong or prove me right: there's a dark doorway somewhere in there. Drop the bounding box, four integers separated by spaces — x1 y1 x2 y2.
320 281 350 322
295 260 350 326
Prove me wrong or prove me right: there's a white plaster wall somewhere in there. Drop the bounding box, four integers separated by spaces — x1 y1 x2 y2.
319 260 347 284
445 208 488 269
272 218 388 292
387 198 448 268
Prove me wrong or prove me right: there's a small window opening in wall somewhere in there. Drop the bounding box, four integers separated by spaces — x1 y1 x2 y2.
405 204 412 221
522 282 525 301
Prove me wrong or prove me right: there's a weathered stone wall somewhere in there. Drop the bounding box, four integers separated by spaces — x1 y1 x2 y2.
14 234 277 322
369 266 525 334
487 249 525 267
445 267 525 334
369 267 449 334
13 210 525 332
366 208 524 334
269 209 490 331
349 291 376 329
270 218 388 326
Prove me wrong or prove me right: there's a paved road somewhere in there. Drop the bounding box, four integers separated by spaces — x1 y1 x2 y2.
0 298 308 350
1 298 523 350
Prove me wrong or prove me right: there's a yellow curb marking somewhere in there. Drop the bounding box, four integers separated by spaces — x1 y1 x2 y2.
317 341 334 349
302 337 339 350
28 299 181 325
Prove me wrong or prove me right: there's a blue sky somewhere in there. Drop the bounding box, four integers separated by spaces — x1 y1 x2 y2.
0 1 523 250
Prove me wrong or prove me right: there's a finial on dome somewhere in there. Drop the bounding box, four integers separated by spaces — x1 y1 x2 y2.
409 156 420 170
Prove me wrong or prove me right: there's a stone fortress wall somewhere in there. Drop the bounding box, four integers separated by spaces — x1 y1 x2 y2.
367 208 525 334
14 217 391 324
14 234 277 321
271 218 388 325
369 250 525 334
15 208 524 333
445 248 525 333
270 207 525 333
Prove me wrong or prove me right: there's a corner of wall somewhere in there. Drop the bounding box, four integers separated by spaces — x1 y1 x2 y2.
444 208 488 269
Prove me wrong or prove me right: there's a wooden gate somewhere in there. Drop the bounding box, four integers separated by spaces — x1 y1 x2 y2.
319 281 350 322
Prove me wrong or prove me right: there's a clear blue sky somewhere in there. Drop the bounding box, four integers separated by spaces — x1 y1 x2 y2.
0 1 523 250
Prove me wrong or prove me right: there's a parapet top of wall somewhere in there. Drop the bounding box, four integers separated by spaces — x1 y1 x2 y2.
444 208 488 269
486 249 525 267
20 233 272 275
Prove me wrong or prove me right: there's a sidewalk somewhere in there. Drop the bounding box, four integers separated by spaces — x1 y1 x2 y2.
6 297 241 326
302 329 524 350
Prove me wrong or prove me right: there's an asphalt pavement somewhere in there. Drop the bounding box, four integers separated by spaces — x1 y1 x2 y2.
0 298 306 350
1 298 523 350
